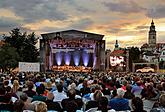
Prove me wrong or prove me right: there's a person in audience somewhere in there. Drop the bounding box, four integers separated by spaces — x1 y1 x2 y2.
62 89 83 111
80 79 90 97
0 94 14 111
24 81 36 98
32 85 46 102
35 101 47 112
131 81 143 98
0 86 6 103
141 84 157 100
131 97 147 112
11 80 20 99
109 88 130 111
85 90 103 110
45 92 62 111
124 84 135 99
20 93 35 111
97 96 110 112
65 100 78 112
150 94 165 112
53 83 67 102
14 100 24 112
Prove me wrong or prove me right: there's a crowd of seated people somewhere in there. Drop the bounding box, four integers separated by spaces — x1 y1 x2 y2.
0 72 164 112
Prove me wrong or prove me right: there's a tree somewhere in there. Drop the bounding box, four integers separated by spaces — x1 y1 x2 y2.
128 47 141 71
0 44 21 73
4 28 39 62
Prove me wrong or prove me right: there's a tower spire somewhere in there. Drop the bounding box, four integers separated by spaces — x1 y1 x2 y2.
151 19 154 25
115 39 119 49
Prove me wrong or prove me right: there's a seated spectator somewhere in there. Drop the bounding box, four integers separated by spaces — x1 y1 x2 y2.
150 94 165 112
62 89 83 111
45 92 62 111
24 81 36 98
80 80 90 97
0 86 6 103
124 85 135 99
131 97 147 112
32 85 46 102
97 96 110 112
20 93 35 111
65 100 78 112
141 84 157 100
132 81 143 98
53 83 67 102
14 100 24 112
85 90 103 110
0 94 14 111
109 88 130 111
35 101 47 112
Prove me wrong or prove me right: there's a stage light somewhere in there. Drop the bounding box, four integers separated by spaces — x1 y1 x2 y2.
56 52 62 66
83 51 89 67
64 52 71 65
73 51 80 66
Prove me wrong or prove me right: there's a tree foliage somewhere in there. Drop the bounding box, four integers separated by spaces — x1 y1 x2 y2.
0 44 20 72
0 28 39 73
4 28 39 62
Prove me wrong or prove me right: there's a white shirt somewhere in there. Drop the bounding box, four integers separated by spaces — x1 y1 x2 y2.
53 90 67 102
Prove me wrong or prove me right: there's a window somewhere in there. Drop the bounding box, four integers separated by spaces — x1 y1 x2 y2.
163 52 165 55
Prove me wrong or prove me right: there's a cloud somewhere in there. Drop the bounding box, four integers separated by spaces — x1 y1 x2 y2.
104 0 145 13
0 0 69 23
135 25 148 30
146 5 165 18
71 18 93 30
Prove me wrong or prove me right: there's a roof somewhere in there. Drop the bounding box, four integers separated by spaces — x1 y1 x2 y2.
41 29 104 41
143 51 155 56
156 43 165 49
141 43 149 48
110 50 125 56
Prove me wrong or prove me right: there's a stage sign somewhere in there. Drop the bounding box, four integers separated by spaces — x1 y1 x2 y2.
19 62 40 72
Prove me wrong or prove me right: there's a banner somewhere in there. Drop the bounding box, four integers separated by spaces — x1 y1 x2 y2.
19 62 40 72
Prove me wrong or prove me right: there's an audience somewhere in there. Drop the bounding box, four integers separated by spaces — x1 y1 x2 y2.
0 71 164 112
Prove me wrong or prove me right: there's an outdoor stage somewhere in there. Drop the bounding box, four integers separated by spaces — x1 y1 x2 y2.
40 30 105 72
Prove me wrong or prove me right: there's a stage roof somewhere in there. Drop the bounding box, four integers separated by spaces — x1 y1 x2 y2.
41 29 104 41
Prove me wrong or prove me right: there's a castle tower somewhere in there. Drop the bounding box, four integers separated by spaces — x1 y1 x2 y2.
114 40 119 50
148 20 156 47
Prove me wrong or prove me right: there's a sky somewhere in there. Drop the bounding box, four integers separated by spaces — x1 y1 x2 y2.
0 0 165 50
